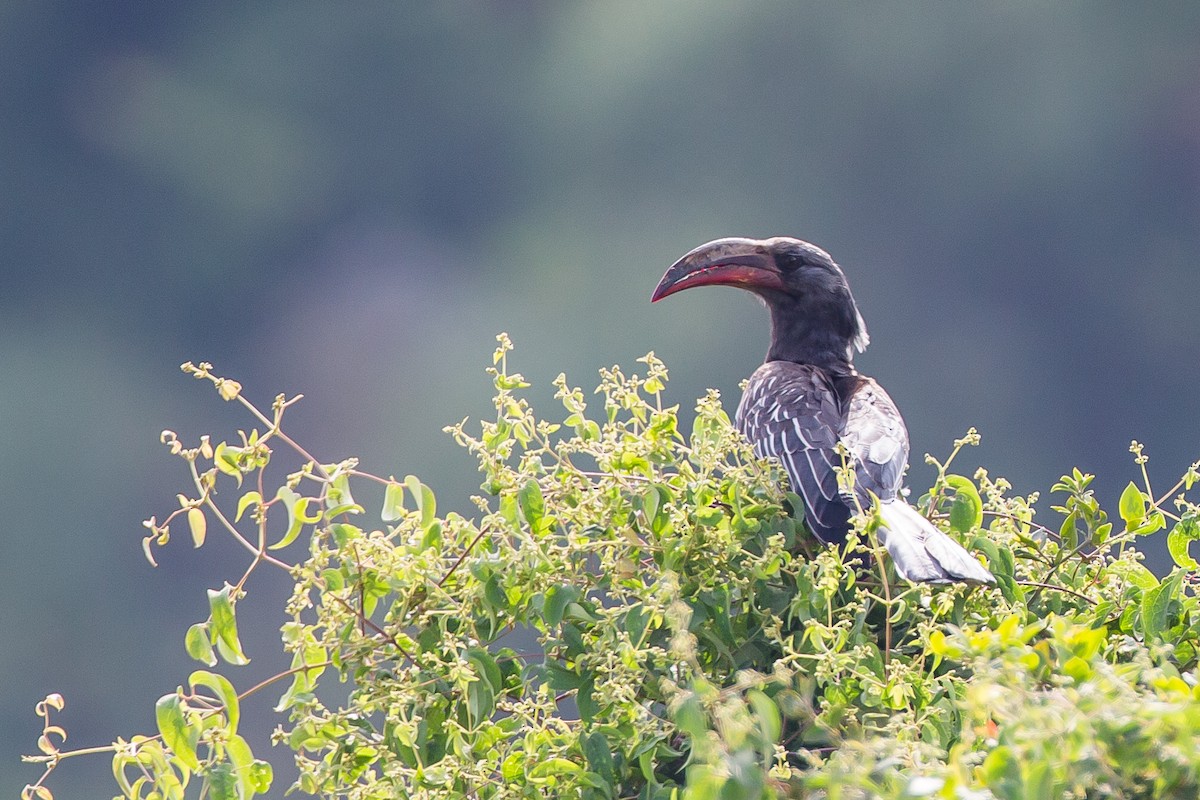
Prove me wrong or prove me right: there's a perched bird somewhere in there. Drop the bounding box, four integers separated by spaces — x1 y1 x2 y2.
652 236 994 584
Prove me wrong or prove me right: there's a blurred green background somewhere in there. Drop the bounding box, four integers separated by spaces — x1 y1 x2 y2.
5 2 1200 795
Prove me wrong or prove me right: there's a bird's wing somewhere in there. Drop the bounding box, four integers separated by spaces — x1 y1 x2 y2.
735 361 851 543
838 377 909 504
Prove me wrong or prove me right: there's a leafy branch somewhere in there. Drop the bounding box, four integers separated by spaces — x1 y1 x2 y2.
23 338 1200 800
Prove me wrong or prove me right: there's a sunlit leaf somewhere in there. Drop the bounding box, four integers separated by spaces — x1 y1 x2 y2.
528 758 584 780
404 474 436 527
207 587 249 666
155 693 199 770
944 474 983 533
518 478 545 531
190 669 240 736
1130 510 1166 537
1167 517 1200 570
235 491 262 523
1140 577 1175 639
272 487 320 550
142 535 158 567
185 622 217 666
326 473 362 518
1118 481 1146 528
187 507 207 548
381 481 405 522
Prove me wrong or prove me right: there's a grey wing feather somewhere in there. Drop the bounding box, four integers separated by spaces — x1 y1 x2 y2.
840 379 994 583
736 362 851 543
839 378 908 504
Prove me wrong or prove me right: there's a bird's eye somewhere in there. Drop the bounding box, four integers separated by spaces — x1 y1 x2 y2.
777 251 807 273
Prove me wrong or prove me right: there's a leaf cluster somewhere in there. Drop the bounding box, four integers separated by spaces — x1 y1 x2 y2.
22 341 1200 800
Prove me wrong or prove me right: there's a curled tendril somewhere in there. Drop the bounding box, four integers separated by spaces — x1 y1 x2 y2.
22 693 67 800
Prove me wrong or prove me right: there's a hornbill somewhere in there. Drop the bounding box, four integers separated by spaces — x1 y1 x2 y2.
652 237 994 584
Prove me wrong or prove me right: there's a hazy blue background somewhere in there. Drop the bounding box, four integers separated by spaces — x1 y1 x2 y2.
6 3 1200 795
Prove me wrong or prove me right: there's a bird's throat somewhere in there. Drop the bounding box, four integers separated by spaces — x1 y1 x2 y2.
764 297 857 373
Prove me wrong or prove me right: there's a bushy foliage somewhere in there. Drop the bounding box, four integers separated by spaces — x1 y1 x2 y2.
24 337 1200 799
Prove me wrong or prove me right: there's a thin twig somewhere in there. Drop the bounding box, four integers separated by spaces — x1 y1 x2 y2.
437 525 492 589
1016 580 1096 606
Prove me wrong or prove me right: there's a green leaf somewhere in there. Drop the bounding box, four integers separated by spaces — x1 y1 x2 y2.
223 733 261 800
207 762 238 800
190 669 240 736
464 649 500 729
501 753 524 783
518 479 545 531
185 622 217 667
187 507 207 548
326 473 362 518
483 573 507 611
381 481 406 522
1118 481 1146 528
272 486 320 550
582 731 615 785
1058 510 1079 551
155 693 199 770
542 661 583 691
466 677 495 728
944 474 983 533
329 522 359 547
748 688 782 746
207 586 249 666
1167 518 1200 570
673 692 708 738
1131 510 1166 537
1062 655 1091 683
528 758 584 781
623 604 650 647
580 419 601 441
235 491 261 523
577 676 598 723
420 520 442 551
213 443 244 485
466 647 503 695
1140 581 1172 639
641 484 671 536
321 568 345 591
1107 559 1159 591
980 745 1016 786
404 474 436 528
543 584 579 627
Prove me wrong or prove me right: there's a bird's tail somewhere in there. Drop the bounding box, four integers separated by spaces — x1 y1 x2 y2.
875 500 995 585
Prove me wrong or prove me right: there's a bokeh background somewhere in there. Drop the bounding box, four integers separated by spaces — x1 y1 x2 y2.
5 3 1200 795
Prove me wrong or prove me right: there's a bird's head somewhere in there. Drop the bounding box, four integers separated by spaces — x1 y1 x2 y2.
652 236 869 362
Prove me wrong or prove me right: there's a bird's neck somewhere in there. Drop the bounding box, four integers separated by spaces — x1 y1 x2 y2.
764 295 857 374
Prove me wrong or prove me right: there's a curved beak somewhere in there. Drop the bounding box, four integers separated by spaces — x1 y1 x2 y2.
651 237 784 302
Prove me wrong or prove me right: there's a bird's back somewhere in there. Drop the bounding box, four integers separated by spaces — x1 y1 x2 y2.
735 360 909 544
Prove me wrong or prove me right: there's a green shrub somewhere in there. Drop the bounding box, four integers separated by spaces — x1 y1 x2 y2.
23 336 1200 799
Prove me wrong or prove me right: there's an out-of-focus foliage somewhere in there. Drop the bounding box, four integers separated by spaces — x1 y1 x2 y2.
24 342 1200 799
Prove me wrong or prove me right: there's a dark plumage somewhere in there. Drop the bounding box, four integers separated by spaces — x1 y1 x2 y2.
652 236 994 584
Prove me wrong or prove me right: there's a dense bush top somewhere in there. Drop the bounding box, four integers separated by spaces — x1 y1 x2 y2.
24 337 1200 799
